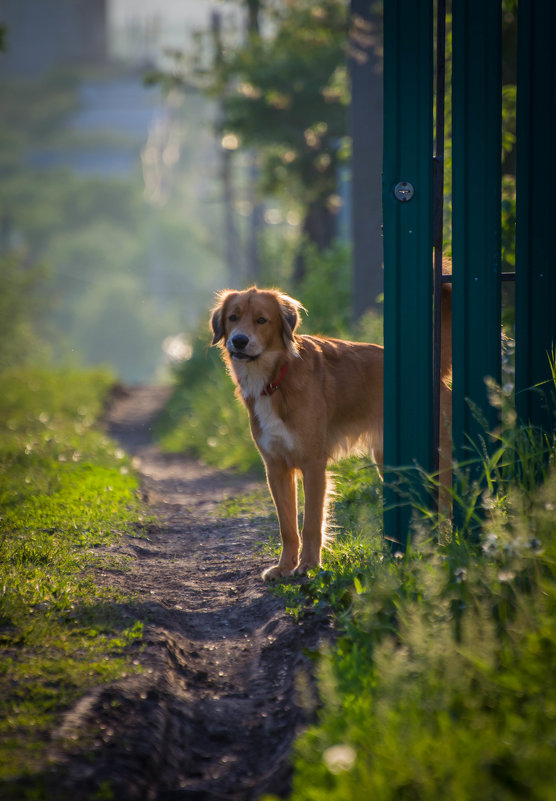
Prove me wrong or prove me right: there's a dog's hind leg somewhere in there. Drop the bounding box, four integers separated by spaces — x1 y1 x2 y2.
262 459 300 581
438 382 453 514
296 459 328 574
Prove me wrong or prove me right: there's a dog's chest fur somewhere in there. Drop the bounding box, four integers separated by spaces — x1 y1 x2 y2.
252 396 294 455
233 362 294 455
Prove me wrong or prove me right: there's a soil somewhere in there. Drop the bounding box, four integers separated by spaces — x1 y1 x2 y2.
47 386 328 801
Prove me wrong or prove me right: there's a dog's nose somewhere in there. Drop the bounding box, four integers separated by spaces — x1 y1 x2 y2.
231 333 249 351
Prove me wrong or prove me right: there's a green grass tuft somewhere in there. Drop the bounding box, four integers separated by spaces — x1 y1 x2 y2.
0 367 145 784
262 414 556 801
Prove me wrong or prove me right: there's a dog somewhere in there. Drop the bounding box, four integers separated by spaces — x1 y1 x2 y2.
211 287 452 580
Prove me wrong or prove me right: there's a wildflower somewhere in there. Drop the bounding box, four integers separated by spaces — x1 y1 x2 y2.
482 533 498 554
323 744 356 774
498 570 515 583
454 567 467 584
481 492 496 511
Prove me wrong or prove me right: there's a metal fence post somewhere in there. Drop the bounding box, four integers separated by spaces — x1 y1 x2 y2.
383 0 434 550
451 0 502 480
515 2 556 434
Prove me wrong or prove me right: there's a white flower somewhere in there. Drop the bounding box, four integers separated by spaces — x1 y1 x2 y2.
323 744 357 774
454 567 467 583
482 533 498 553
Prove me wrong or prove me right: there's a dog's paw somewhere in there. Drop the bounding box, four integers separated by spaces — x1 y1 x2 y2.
261 564 296 582
294 559 321 576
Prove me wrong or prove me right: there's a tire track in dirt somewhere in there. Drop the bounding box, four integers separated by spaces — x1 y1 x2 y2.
48 386 327 801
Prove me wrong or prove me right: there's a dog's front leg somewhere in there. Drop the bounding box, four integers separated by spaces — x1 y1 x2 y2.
297 460 327 574
262 459 300 581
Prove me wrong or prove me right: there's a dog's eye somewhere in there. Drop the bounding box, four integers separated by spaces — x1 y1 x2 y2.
256 317 267 325
228 314 238 322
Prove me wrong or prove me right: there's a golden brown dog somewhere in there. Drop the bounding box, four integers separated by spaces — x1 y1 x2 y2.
211 287 451 580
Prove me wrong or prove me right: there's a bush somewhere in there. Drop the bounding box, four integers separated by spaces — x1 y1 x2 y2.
296 241 352 337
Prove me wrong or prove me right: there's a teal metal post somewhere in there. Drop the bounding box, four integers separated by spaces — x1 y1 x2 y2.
515 2 556 433
451 0 502 473
383 0 434 549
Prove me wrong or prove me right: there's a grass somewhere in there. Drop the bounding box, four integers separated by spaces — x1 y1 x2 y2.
269 459 385 620
155 311 556 800
264 489 556 801
0 366 145 785
178 354 555 801
217 487 276 519
260 420 556 801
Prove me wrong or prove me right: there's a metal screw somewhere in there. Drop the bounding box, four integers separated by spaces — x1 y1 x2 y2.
394 181 415 202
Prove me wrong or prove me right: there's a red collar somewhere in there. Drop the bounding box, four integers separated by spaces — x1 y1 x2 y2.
261 363 290 396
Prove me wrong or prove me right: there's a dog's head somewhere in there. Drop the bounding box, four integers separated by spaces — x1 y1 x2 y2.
210 287 305 362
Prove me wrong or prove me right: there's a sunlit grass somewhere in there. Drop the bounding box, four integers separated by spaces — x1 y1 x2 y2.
155 315 556 800
217 487 276 519
0 366 145 784
261 395 556 801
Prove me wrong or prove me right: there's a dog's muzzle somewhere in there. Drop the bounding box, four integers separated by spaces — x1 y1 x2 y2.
228 333 260 361
230 351 259 361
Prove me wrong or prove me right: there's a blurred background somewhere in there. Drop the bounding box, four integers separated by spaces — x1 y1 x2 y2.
0 0 386 384
0 0 519 385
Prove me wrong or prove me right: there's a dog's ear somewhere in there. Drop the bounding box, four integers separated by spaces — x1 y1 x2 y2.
211 307 224 345
277 293 305 342
210 291 233 345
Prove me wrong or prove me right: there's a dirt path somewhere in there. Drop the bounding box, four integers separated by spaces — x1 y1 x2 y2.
51 387 325 801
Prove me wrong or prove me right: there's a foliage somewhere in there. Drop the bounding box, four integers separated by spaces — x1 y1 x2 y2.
0 367 145 782
295 241 352 337
0 70 225 383
261 380 556 801
214 1 349 211
150 0 351 258
501 174 516 272
438 8 517 260
271 512 555 801
0 253 50 369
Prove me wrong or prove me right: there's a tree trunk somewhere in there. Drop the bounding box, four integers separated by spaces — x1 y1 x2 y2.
293 201 336 284
349 0 384 317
